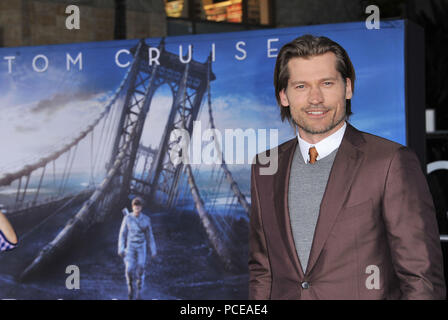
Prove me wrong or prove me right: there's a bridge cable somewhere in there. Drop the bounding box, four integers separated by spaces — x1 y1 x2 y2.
92 110 110 178
96 106 116 172
18 173 31 208
60 143 79 196
58 148 72 196
32 164 46 205
90 129 95 186
205 56 250 217
52 160 57 192
14 176 22 208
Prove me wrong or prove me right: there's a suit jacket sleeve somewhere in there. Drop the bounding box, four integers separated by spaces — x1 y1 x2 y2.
249 162 272 299
382 146 446 299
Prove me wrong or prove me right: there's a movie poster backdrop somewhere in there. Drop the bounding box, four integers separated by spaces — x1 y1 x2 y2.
0 20 406 299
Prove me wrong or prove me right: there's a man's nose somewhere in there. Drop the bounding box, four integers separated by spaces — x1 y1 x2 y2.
308 86 324 105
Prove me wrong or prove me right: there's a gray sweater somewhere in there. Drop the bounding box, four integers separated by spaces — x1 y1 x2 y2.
288 146 338 273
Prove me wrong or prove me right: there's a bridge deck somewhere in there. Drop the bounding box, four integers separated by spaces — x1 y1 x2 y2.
0 204 248 299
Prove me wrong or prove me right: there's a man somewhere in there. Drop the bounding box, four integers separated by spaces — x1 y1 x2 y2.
0 210 18 252
249 34 446 299
118 196 157 300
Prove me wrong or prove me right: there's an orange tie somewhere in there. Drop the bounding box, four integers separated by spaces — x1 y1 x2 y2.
308 146 318 164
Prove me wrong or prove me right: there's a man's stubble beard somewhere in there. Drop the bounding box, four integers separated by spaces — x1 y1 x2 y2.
292 106 346 135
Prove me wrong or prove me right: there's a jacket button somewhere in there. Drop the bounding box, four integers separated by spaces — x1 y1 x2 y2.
301 281 310 289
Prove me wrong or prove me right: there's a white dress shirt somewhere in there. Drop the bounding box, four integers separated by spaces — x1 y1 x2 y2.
297 121 347 164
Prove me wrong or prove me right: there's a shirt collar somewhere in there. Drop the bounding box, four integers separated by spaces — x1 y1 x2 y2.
297 121 347 164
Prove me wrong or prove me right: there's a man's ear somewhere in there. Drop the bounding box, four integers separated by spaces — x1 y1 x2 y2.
345 78 353 99
279 89 290 107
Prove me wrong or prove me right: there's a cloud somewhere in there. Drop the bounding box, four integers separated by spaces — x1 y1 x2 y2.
0 91 107 173
200 93 285 133
31 92 99 116
15 125 39 133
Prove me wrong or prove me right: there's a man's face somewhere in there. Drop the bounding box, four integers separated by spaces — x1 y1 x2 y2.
279 52 352 143
132 203 142 214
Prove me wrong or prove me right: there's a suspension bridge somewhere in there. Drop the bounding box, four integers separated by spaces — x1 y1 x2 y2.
0 39 251 299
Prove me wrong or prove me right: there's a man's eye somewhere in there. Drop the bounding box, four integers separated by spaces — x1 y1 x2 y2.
323 82 333 86
295 85 305 89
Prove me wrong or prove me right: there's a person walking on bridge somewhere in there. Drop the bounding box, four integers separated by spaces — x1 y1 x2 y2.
118 197 157 299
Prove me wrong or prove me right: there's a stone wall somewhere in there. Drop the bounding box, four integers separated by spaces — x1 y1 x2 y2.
0 0 166 47
274 0 365 28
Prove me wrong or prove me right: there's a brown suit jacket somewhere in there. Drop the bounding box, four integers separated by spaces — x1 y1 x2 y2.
249 123 446 299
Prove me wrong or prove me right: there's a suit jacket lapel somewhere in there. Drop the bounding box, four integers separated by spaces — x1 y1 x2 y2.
273 138 305 278
305 123 365 275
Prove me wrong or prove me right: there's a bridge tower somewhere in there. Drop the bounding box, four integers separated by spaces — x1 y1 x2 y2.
109 39 215 208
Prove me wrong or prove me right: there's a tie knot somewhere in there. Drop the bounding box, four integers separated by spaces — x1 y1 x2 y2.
308 146 318 164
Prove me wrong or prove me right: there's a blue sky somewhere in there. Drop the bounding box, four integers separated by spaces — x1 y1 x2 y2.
0 19 406 174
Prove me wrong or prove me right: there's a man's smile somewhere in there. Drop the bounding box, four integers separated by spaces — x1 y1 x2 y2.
305 109 329 118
